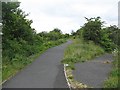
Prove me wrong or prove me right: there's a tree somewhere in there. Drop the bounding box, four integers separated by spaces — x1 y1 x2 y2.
81 17 117 51
71 30 76 36
48 28 63 40
2 2 37 59
106 25 119 45
82 17 104 44
51 28 62 34
99 28 115 51
64 33 70 38
2 2 36 46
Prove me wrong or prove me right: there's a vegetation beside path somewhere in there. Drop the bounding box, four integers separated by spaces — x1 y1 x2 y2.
62 39 104 70
62 39 104 88
1 2 119 88
63 39 119 88
62 17 119 88
2 2 69 81
2 39 66 81
103 49 119 88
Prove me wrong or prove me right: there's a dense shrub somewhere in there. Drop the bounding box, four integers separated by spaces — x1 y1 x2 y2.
81 17 117 52
2 2 68 81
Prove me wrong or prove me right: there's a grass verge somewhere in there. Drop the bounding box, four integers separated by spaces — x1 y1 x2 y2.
103 49 119 88
62 39 105 88
62 39 104 69
2 39 66 82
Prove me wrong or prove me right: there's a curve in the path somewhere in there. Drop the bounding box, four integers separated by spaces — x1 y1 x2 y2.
2 40 72 88
73 53 113 88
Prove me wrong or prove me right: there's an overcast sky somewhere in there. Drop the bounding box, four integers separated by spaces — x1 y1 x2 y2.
19 0 119 34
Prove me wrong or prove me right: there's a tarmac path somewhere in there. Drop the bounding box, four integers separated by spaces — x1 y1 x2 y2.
73 53 114 88
2 40 72 88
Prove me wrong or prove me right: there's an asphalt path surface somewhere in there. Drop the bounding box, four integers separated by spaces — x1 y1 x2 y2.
73 53 114 88
3 40 72 88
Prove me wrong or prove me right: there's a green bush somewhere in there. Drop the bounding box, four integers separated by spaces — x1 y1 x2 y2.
2 1 68 81
81 17 117 52
104 51 119 88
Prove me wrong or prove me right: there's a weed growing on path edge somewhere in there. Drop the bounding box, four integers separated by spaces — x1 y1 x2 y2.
64 65 89 88
62 39 105 69
62 39 104 88
103 50 119 88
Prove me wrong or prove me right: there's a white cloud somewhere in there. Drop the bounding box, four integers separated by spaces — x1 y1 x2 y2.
19 0 119 34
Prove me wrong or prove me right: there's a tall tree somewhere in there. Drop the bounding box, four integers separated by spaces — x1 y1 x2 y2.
82 17 104 44
2 2 37 59
2 2 35 47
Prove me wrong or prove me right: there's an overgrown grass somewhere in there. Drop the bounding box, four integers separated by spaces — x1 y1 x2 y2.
62 39 105 88
62 39 105 69
103 49 119 88
2 39 66 81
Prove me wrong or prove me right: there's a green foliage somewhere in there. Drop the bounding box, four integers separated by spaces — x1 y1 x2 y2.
2 2 35 44
48 28 63 41
37 28 69 41
62 39 104 69
99 28 116 51
82 17 103 44
77 17 119 88
104 51 119 88
63 17 119 88
71 30 76 36
64 33 70 38
81 17 117 52
106 25 120 47
2 2 68 81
